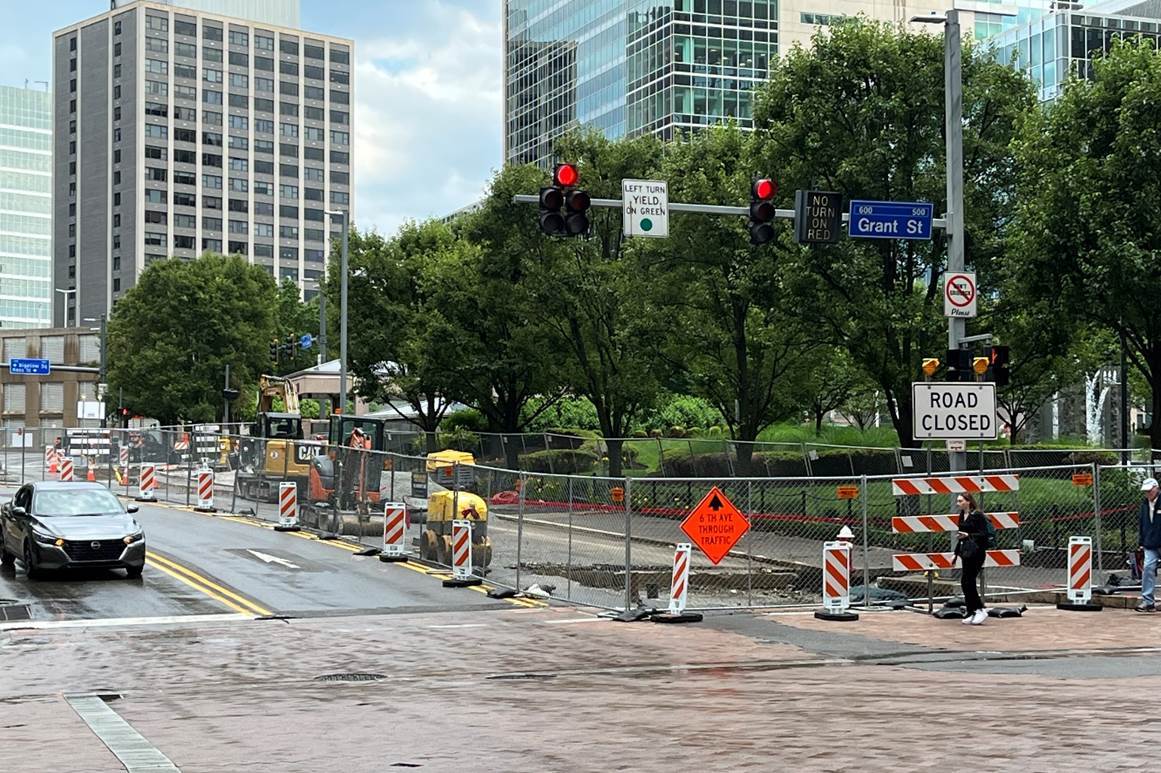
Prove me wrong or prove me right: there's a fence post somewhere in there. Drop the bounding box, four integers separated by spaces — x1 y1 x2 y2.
515 471 525 593
1092 462 1103 574
656 438 665 476
861 474 870 606
567 476 574 601
20 429 25 484
802 442 813 477
624 476 633 612
746 479 754 607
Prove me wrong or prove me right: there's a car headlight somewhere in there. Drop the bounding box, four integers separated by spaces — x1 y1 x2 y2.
123 532 144 545
32 529 61 546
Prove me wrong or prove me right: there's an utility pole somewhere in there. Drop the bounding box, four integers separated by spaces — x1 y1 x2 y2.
326 210 350 415
223 363 231 426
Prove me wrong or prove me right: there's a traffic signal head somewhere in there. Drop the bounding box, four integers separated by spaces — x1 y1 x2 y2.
989 345 1011 386
540 163 588 237
748 177 778 245
946 348 972 382
922 358 940 378
564 189 591 235
539 186 565 235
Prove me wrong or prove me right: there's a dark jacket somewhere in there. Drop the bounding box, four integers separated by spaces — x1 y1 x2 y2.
1140 497 1161 550
957 510 989 558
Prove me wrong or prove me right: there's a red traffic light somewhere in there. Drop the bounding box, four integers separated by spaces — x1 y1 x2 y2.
554 163 579 188
752 178 777 200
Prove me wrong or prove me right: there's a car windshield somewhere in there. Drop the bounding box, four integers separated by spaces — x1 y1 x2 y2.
34 489 124 516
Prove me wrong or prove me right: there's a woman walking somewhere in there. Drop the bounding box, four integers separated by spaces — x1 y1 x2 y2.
955 493 989 625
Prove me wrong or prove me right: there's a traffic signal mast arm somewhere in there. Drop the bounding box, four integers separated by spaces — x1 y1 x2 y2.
514 193 950 228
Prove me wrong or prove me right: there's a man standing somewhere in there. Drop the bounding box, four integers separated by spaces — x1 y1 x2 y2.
1138 477 1161 612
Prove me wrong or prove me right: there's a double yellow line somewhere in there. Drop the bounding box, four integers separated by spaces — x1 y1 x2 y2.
146 550 272 617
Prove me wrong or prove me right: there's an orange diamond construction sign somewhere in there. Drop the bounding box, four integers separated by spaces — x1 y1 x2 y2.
680 486 750 565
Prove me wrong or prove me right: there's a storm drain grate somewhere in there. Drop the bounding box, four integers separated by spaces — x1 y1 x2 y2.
0 602 31 622
314 673 386 683
487 673 557 681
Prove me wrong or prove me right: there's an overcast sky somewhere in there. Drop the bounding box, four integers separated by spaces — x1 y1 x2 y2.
3 0 504 236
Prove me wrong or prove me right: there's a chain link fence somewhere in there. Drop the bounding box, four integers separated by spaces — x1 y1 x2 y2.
4 424 1158 613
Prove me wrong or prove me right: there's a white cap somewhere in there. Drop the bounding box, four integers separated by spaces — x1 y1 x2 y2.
836 525 855 541
1143 478 1159 492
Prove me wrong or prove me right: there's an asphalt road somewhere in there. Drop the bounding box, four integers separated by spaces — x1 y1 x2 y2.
0 483 524 624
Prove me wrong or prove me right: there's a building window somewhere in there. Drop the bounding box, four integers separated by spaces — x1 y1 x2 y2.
176 41 196 58
304 146 324 161
280 37 299 55
147 167 167 182
304 85 324 101
331 191 350 206
256 77 274 93
255 118 274 133
330 70 349 85
229 114 249 130
228 198 248 213
203 239 222 253
174 192 197 207
304 105 324 121
229 220 248 234
175 149 197 164
113 192 121 206
204 24 223 42
331 150 349 165
204 47 222 63
145 146 164 160
114 42 122 57
280 163 299 177
145 194 165 208
280 81 299 97
255 140 274 155
145 231 165 247
330 110 349 125
304 43 324 60
205 196 222 210
204 217 222 231
174 171 196 186
255 201 274 216
331 130 349 145
255 160 275 175
255 33 274 51
113 278 121 292
255 98 274 112
176 105 198 121
204 110 222 126
254 243 274 258
229 157 248 173
229 136 249 151
255 56 274 72
228 241 248 256
175 84 196 100
305 187 323 201
304 167 324 182
255 223 274 238
202 131 222 146
203 174 222 189
230 178 248 192
331 90 349 106
280 225 299 239
175 19 196 36
331 171 349 185
229 94 249 108
204 90 223 105
304 126 324 142
204 68 223 83
202 153 222 167
331 48 349 65
174 213 196 229
279 204 299 219
280 102 299 117
280 184 299 199
305 208 324 222
145 124 168 139
280 61 299 77
40 383 64 414
280 122 299 138
147 14 168 33
176 127 198 143
230 72 249 89
303 64 325 81
229 30 249 46
146 58 168 75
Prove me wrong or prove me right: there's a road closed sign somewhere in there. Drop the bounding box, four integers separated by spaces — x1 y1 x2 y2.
912 382 997 440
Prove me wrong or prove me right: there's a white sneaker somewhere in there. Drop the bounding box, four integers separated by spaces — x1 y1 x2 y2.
970 609 987 625
961 614 974 625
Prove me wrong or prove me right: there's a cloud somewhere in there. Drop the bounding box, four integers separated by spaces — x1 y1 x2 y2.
352 2 502 236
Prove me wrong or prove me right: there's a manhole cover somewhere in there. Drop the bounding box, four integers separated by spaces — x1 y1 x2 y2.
314 673 386 683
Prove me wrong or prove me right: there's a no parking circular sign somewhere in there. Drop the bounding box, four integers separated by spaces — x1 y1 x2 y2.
944 271 977 318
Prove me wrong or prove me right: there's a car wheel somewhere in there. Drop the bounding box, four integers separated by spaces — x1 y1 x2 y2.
125 563 144 579
23 541 41 580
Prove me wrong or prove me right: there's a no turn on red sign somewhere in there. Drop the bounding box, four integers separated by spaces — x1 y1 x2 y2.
944 271 977 318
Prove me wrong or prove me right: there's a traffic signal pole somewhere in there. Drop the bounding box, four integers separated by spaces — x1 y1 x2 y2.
943 10 968 477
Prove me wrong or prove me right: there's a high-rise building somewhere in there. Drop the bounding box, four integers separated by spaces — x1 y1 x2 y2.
113 0 301 29
53 0 353 326
0 84 52 330
503 0 1016 168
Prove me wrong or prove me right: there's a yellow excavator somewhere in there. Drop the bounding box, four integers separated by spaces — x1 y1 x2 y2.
236 375 320 501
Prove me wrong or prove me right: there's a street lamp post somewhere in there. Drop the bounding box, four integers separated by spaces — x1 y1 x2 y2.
55 287 76 328
83 315 108 428
325 209 349 416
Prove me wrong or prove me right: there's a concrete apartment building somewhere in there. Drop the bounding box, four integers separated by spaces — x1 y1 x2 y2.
0 84 52 330
52 0 353 326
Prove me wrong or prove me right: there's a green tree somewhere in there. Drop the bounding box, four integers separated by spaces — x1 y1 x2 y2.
800 347 873 436
107 254 277 425
329 223 458 451
270 279 320 377
534 131 666 476
642 125 817 471
427 165 569 466
751 19 1035 447
1008 39 1161 449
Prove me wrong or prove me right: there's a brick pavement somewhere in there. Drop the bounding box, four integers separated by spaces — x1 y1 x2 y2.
1 605 1157 772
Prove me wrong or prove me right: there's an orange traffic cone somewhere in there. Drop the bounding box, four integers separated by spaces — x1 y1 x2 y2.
48 454 58 474
86 466 96 482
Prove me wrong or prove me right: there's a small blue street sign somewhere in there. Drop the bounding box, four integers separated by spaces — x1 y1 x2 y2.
299 334 314 350
848 200 934 240
9 357 50 375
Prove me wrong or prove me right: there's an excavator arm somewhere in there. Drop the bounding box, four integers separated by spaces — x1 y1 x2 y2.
256 374 300 414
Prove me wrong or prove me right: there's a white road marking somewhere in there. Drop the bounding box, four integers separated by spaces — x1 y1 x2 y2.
0 612 252 631
541 617 605 625
426 623 490 629
246 549 300 569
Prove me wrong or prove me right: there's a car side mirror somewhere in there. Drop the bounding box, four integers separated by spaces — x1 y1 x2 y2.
126 505 139 514
11 506 26 518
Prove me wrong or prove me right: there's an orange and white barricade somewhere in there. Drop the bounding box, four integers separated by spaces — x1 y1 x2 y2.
652 543 704 623
194 466 216 512
442 519 481 588
891 549 1021 572
47 447 59 474
815 540 859 621
379 502 408 562
1058 536 1101 612
59 456 75 482
136 464 157 502
891 474 1019 496
275 482 299 531
119 445 129 470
